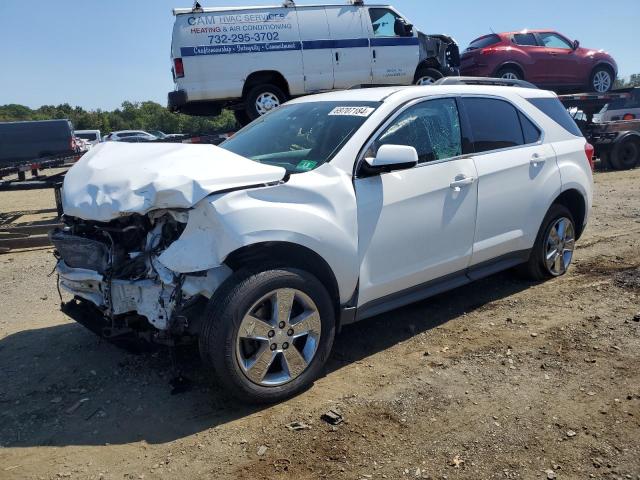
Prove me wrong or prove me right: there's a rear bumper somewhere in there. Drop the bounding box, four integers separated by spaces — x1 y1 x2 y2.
168 90 223 116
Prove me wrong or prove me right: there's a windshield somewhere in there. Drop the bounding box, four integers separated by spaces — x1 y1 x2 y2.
221 101 380 173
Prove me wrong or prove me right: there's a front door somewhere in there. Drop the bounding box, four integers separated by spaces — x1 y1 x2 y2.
355 98 478 308
366 7 419 85
325 6 372 89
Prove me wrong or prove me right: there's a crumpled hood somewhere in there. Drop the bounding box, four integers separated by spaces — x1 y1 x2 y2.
62 142 286 221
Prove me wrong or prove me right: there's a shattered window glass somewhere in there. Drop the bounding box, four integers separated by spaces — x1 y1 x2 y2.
369 8 402 37
374 98 462 164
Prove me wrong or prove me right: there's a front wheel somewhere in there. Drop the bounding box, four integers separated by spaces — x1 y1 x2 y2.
414 67 443 85
199 268 336 404
517 204 576 281
590 67 613 93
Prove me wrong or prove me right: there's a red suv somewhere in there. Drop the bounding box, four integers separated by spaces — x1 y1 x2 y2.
460 30 618 93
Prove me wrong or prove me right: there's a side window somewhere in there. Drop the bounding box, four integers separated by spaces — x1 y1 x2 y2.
519 112 541 144
462 98 524 152
368 8 405 37
539 33 572 49
513 33 537 46
373 98 462 163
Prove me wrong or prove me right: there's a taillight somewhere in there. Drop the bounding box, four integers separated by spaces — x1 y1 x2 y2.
174 58 184 78
585 142 595 170
623 113 636 120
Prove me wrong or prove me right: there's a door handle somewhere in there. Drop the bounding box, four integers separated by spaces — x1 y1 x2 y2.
373 49 377 60
549 52 558 56
335 52 340 62
450 175 475 192
530 153 547 166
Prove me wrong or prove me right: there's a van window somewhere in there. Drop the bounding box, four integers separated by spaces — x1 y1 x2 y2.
221 101 380 173
527 97 583 137
369 8 405 37
372 98 462 163
462 98 524 152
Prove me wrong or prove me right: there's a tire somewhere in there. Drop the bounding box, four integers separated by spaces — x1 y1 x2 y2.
414 67 444 85
244 84 287 121
590 66 613 93
233 109 251 128
609 137 640 170
496 67 523 81
517 204 576 281
199 267 336 404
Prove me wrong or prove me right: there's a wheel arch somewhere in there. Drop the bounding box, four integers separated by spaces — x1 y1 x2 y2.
492 62 525 79
242 71 291 98
224 241 341 318
552 189 587 240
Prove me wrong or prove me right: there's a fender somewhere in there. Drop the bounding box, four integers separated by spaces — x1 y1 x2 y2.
158 163 360 304
613 130 640 145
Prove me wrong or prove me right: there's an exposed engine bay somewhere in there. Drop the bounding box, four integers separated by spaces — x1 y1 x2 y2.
50 211 231 342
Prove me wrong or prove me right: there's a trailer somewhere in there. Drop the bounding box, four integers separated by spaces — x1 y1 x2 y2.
558 91 640 170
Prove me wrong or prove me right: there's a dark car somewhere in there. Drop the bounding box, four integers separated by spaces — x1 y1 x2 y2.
460 30 618 93
0 119 75 167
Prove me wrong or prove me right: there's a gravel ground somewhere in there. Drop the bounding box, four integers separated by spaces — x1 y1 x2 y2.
0 169 638 480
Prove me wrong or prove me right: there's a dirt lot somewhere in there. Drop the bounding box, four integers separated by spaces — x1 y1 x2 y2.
1 169 639 480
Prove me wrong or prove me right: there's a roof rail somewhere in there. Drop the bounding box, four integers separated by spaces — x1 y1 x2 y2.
434 76 538 89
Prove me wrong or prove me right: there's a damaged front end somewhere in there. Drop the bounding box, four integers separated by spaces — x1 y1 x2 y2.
418 32 461 76
51 211 230 344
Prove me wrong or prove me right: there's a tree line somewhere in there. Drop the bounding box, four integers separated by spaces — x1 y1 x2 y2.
0 101 236 135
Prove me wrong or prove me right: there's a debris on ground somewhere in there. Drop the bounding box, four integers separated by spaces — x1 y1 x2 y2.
285 421 311 431
257 445 268 456
321 409 344 426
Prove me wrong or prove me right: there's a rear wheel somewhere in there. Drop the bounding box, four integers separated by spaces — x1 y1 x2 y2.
517 204 576 281
496 67 523 81
609 137 640 170
244 84 287 122
414 67 443 85
199 267 335 404
590 66 613 93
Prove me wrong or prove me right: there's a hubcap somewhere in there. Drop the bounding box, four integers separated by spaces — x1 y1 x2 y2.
544 217 576 276
416 76 436 86
501 72 519 80
255 92 281 116
236 289 321 387
593 71 612 93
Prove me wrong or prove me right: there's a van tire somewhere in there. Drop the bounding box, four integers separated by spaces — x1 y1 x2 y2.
414 67 443 85
199 267 336 404
244 84 287 121
516 204 576 281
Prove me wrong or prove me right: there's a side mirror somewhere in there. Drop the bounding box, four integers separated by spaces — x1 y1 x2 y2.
404 23 414 37
363 144 418 174
573 39 580 50
394 18 413 37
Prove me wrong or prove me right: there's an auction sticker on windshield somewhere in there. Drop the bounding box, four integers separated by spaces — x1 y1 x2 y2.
328 106 376 117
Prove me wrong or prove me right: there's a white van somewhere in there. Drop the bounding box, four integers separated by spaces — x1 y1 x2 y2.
74 130 102 147
168 1 459 124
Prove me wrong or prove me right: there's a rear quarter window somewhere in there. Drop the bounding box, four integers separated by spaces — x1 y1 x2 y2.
467 34 501 50
527 98 583 137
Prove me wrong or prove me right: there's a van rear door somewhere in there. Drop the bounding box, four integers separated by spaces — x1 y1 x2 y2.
296 7 334 92
325 6 372 89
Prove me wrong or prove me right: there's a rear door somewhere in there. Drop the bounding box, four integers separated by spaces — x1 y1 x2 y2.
460 97 561 267
297 7 334 92
325 6 372 89
366 7 419 85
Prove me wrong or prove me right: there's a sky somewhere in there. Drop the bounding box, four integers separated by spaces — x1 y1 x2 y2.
0 0 638 110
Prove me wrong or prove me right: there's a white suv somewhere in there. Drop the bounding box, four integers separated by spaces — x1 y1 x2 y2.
52 79 593 403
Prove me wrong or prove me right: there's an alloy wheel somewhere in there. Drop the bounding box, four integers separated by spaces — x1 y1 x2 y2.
235 288 322 386
501 72 519 80
592 70 612 93
416 76 436 85
544 217 576 276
